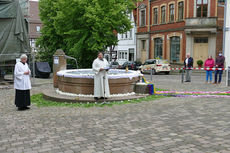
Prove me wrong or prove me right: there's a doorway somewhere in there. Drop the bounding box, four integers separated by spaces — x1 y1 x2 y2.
193 37 209 67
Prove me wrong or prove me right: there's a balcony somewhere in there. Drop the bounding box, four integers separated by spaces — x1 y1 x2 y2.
185 18 217 33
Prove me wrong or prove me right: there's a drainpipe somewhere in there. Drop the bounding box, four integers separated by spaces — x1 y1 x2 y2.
224 0 230 86
148 0 151 59
222 0 227 56
218 1 229 86
218 0 228 56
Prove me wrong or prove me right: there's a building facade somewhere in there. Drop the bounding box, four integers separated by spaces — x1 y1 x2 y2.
105 12 137 65
116 12 137 65
28 0 42 52
135 0 224 66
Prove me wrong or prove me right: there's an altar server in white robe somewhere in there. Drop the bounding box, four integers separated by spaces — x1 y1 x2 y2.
14 54 31 111
92 52 110 100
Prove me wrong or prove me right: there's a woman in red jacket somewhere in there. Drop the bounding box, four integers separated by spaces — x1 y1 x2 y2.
204 56 215 83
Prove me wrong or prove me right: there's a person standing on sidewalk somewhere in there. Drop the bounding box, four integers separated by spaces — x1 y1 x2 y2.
184 53 193 82
214 52 225 84
204 55 215 83
14 54 31 111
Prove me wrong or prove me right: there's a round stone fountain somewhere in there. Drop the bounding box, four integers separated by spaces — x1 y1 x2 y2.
42 49 148 103
56 69 140 95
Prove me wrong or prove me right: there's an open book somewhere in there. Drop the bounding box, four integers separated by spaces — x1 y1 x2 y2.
104 67 110 70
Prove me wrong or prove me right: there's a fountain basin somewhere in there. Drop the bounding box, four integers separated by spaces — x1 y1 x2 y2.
56 69 141 95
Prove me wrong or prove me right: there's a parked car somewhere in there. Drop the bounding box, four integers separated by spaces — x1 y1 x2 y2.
139 59 171 74
110 61 121 69
134 61 142 70
120 61 142 70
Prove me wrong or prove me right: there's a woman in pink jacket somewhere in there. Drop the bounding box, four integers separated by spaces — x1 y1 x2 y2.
204 56 215 83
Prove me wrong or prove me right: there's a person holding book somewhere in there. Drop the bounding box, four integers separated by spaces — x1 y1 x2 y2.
92 52 110 100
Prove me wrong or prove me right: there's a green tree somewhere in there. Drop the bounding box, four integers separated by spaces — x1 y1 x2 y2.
36 0 65 67
37 0 138 68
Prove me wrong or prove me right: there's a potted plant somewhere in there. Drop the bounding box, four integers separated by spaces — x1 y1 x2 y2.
197 60 203 67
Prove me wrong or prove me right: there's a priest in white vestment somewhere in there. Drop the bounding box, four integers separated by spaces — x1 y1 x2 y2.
92 52 110 100
14 54 31 111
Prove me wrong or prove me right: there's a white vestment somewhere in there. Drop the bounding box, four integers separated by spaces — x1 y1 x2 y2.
92 58 110 97
14 62 31 90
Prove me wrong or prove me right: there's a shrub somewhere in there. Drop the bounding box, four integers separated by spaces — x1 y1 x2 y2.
197 60 203 67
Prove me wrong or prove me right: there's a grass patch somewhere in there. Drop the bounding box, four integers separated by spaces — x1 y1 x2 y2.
212 93 230 96
31 94 165 108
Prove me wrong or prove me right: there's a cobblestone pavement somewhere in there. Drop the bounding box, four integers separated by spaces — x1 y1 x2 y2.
0 74 230 153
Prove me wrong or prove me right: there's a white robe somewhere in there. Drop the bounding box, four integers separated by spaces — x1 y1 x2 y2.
14 62 31 90
92 58 110 98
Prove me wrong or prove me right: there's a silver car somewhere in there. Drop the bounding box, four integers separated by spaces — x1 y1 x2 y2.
139 59 171 74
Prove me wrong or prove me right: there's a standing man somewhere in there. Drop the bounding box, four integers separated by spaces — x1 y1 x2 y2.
214 52 225 84
184 53 193 82
92 52 110 100
14 54 31 111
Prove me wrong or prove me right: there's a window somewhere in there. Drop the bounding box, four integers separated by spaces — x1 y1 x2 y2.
153 8 158 24
161 6 166 23
169 4 175 22
141 40 146 50
125 32 128 39
140 10 146 26
144 60 156 65
36 26 41 32
218 0 225 3
154 38 163 59
178 2 184 20
120 52 124 59
194 37 208 43
170 36 180 62
197 0 208 17
121 34 123 39
105 55 109 61
30 39 36 48
129 48 134 61
119 51 128 60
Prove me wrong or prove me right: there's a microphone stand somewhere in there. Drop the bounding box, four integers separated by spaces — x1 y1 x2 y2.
103 75 106 103
103 68 109 103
